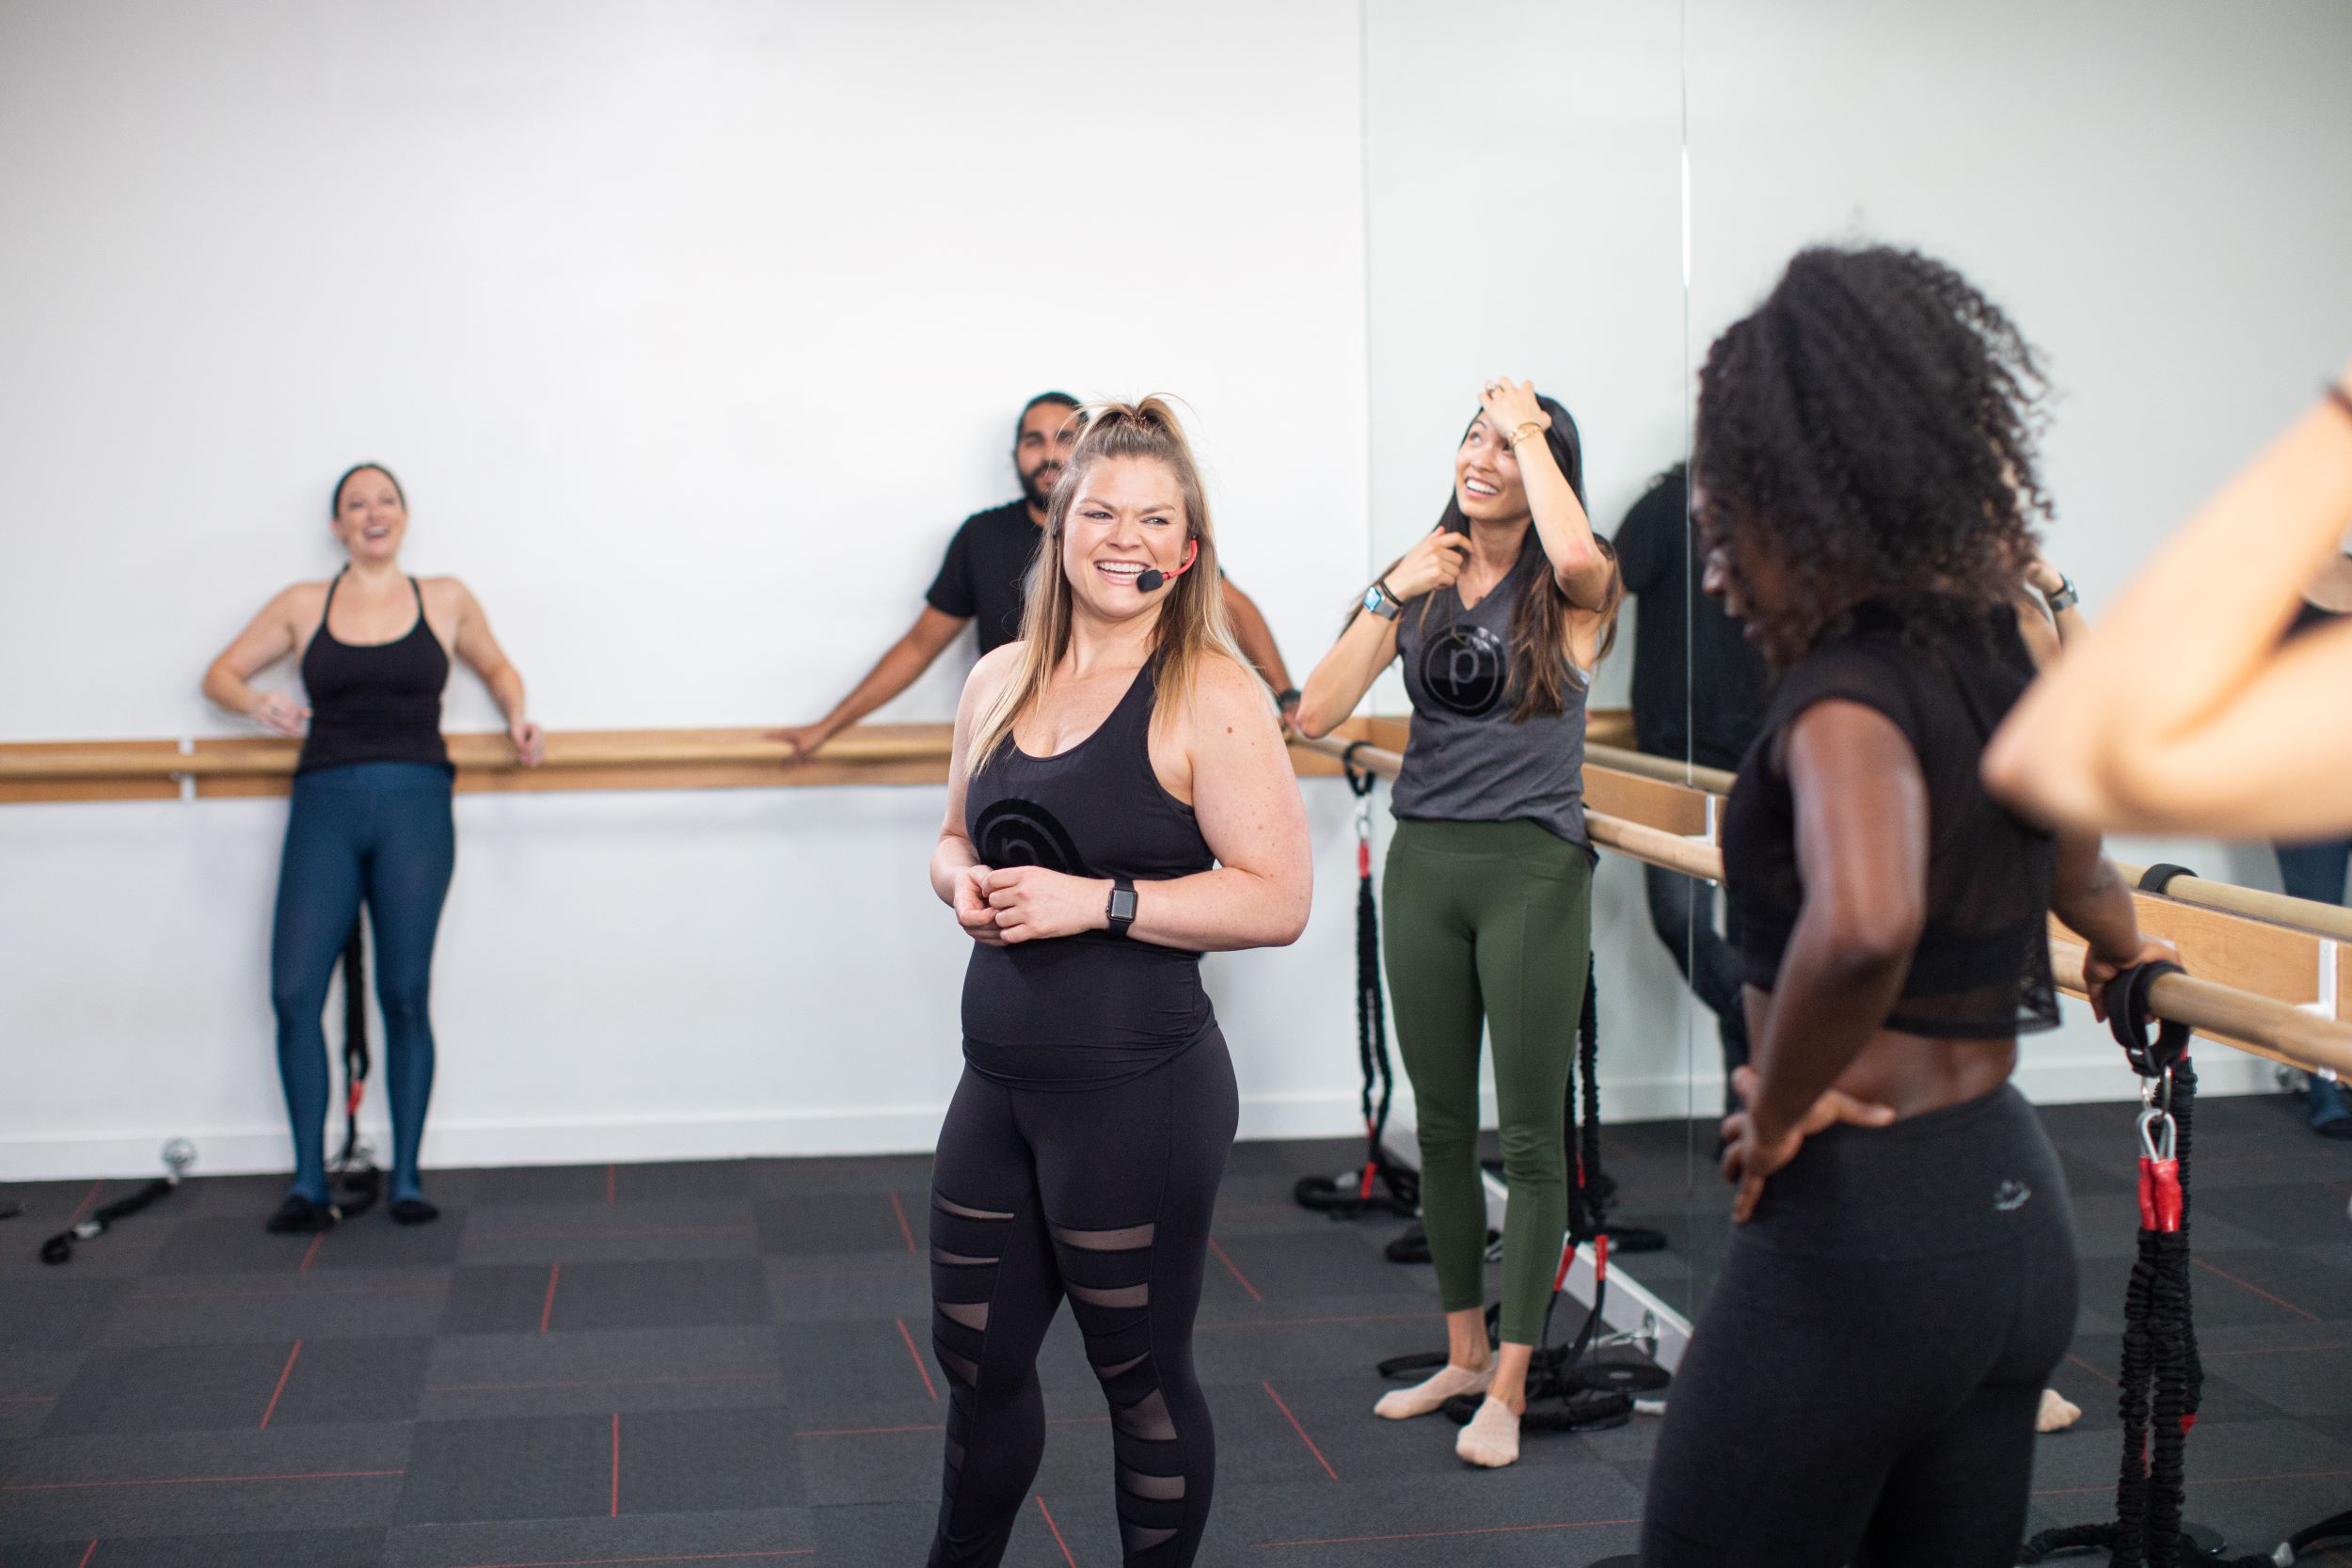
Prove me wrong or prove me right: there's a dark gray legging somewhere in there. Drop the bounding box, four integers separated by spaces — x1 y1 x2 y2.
1642 1082 2076 1567
927 1032 1237 1568
1641 863 1749 1101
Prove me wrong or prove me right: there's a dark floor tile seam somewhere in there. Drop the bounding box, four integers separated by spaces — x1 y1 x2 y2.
467 1224 755 1242
426 1370 785 1394
794 1416 1108 1437
1196 1309 1427 1333
2032 1465 2352 1499
126 1280 444 1302
409 1552 812 1567
1249 1514 1644 1550
1 1467 405 1493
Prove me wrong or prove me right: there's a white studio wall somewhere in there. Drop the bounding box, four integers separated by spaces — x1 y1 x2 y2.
0 0 1374 1179
1685 0 2352 1102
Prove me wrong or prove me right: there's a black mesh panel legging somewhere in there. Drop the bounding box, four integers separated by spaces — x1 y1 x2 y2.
926 1031 1239 1568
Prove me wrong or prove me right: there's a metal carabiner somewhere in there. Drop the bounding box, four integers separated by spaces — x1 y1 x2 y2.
2138 1106 2177 1164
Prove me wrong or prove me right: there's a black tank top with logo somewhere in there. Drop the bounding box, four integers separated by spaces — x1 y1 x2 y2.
1391 565 1590 846
960 656 1217 1090
296 571 453 775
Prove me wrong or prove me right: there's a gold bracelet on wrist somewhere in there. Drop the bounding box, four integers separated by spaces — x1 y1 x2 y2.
1508 420 1547 449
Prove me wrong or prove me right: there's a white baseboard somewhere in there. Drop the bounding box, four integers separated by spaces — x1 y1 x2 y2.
0 1092 1385 1183
3 1058 2283 1183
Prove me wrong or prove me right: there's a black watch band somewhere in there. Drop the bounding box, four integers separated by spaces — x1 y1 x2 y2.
1105 877 1138 938
1276 687 1302 709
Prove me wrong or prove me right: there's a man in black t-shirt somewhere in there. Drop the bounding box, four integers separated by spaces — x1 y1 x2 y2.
774 391 1297 758
1613 463 1771 1099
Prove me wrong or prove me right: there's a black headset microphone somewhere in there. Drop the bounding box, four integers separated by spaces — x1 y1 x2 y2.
1134 537 1200 593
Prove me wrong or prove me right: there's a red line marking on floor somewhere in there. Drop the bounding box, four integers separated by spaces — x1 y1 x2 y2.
429 1371 783 1395
2064 1352 2117 1387
610 1412 621 1517
424 1554 814 1567
299 1234 324 1274
889 1192 916 1253
68 1180 104 1225
895 1316 938 1402
1254 1517 1641 1548
1261 1381 1337 1480
76 1542 96 1568
1207 1237 1263 1303
0 1394 61 1404
1035 1495 1078 1567
606 1163 616 1204
1 1469 405 1493
2202 1340 2352 1359
258 1340 303 1430
2032 1466 2352 1498
2193 1256 2321 1322
539 1264 562 1334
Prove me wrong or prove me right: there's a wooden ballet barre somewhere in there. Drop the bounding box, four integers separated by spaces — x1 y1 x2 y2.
0 717 1409 802
1581 741 2352 945
1583 742 1737 796
1295 736 2352 1082
2048 939 2352 1081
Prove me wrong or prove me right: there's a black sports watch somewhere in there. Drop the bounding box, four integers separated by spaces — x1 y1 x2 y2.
1105 877 1138 937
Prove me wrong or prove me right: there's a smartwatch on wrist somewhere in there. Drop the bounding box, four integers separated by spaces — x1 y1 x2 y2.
2043 576 2079 614
1105 877 1137 937
1362 578 1405 621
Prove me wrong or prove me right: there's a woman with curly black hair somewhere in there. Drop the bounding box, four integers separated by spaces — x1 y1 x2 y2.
1638 246 2169 1567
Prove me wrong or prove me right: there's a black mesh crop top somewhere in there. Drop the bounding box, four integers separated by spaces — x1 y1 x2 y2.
1721 599 2059 1038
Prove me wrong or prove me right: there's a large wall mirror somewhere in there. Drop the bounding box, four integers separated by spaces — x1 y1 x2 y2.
1676 0 2352 1512
1361 0 1706 1352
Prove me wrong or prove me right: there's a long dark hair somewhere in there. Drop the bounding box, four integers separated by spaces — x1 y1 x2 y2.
1378 394 1618 722
331 463 405 516
1693 245 2050 667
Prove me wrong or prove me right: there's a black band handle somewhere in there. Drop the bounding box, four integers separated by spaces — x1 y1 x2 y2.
2105 958 2190 1078
2137 863 2199 895
1341 740 1377 798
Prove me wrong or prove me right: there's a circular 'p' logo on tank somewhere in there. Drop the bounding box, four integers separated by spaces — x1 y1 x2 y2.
1420 624 1509 718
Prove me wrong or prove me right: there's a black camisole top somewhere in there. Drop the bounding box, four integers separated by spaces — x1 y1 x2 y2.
960 656 1218 1090
296 571 453 776
1721 600 2059 1038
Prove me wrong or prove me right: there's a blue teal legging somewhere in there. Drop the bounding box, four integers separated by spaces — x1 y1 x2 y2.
271 762 454 1205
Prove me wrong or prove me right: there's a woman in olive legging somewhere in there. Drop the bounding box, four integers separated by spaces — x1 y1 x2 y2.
1297 377 1620 1469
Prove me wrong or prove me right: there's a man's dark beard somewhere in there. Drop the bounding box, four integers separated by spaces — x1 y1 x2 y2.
1020 464 1062 510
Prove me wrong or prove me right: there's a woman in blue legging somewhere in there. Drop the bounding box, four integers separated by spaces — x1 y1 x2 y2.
204 464 543 1231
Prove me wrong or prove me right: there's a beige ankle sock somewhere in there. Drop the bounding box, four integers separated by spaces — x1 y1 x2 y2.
1373 1362 1493 1420
1454 1396 1521 1467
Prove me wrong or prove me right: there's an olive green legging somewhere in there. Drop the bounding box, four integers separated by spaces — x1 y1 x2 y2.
1383 817 1593 1346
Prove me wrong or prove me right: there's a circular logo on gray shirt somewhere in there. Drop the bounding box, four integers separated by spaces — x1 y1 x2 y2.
1420 624 1509 718
972 798 1091 878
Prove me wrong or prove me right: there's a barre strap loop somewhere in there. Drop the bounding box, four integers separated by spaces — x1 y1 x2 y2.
2107 959 2190 1080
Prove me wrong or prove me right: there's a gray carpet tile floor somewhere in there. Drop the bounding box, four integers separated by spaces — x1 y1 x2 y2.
2 1093 2347 1567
